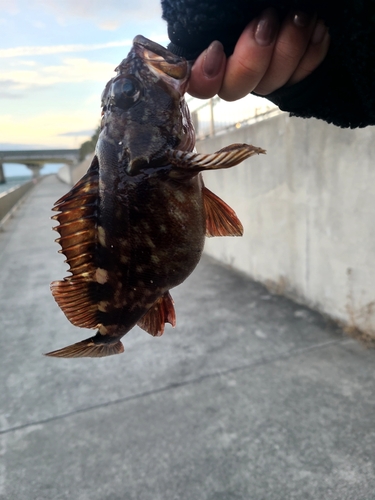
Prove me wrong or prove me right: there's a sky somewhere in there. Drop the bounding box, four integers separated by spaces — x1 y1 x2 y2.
0 0 167 175
0 0 273 177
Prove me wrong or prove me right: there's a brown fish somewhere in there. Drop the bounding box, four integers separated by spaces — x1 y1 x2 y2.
46 35 265 358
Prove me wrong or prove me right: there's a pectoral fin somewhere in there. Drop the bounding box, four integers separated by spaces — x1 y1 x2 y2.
203 187 243 237
167 143 265 173
137 292 176 337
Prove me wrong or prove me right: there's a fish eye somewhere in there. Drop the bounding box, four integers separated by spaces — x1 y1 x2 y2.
111 77 141 110
122 79 137 97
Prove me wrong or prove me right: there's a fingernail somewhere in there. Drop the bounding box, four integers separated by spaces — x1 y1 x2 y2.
311 21 327 44
203 41 225 78
254 8 279 46
293 11 312 28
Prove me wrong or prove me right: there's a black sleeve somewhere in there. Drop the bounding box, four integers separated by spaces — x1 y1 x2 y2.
262 49 375 129
161 0 375 129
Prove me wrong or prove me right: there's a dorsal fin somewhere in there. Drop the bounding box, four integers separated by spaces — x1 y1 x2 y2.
53 156 99 208
137 292 176 337
51 157 100 329
50 279 99 328
202 186 243 237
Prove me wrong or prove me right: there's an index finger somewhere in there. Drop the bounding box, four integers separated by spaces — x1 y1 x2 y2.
219 8 279 101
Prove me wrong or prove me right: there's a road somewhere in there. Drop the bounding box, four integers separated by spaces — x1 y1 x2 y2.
1 175 374 500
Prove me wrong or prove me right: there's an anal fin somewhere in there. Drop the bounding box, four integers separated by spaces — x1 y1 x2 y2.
203 186 243 237
137 292 176 337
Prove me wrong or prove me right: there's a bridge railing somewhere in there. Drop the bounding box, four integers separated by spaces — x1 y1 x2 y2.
0 180 37 230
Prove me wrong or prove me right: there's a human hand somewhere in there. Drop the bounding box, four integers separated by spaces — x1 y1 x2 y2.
188 8 330 100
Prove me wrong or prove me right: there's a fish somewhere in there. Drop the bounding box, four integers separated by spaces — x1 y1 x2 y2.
45 35 265 358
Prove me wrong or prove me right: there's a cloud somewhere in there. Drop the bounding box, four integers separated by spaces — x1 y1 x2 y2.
0 58 115 96
11 60 37 66
0 78 51 98
42 58 115 84
0 80 24 99
0 0 19 14
34 0 162 28
0 34 168 59
0 110 99 148
1 0 163 26
59 129 96 137
98 20 120 31
0 40 133 58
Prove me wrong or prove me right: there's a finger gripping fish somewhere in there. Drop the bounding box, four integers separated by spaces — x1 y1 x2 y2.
46 35 265 358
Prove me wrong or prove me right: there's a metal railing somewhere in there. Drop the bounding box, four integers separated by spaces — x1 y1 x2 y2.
188 95 282 140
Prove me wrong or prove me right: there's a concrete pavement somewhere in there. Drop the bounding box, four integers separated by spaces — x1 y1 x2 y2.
1 175 375 500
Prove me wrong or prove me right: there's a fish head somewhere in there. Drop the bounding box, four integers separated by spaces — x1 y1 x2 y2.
99 35 195 175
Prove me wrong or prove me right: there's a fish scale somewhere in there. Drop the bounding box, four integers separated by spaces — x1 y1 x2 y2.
46 35 265 358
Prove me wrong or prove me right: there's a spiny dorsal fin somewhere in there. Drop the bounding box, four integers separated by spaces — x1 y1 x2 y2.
137 292 176 337
202 186 243 237
53 156 99 209
51 157 101 329
166 143 265 174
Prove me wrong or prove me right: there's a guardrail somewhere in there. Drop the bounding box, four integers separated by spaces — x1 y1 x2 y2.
188 95 282 140
0 180 36 230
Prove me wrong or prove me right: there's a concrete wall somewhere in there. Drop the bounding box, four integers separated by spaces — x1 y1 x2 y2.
198 113 375 337
57 156 92 186
0 180 36 229
56 164 72 184
71 156 92 185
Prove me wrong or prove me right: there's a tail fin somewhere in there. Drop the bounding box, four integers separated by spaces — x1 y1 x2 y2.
45 337 124 358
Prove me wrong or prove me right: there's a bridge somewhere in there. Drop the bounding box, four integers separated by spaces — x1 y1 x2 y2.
0 149 80 183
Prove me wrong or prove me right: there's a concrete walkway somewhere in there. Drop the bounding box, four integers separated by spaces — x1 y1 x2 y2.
1 175 374 500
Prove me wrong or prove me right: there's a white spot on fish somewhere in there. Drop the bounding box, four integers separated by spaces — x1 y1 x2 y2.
98 226 106 246
95 268 108 284
145 235 155 248
98 301 109 312
99 325 108 335
173 190 187 203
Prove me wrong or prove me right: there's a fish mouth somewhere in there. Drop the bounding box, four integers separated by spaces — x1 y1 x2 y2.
133 35 190 93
